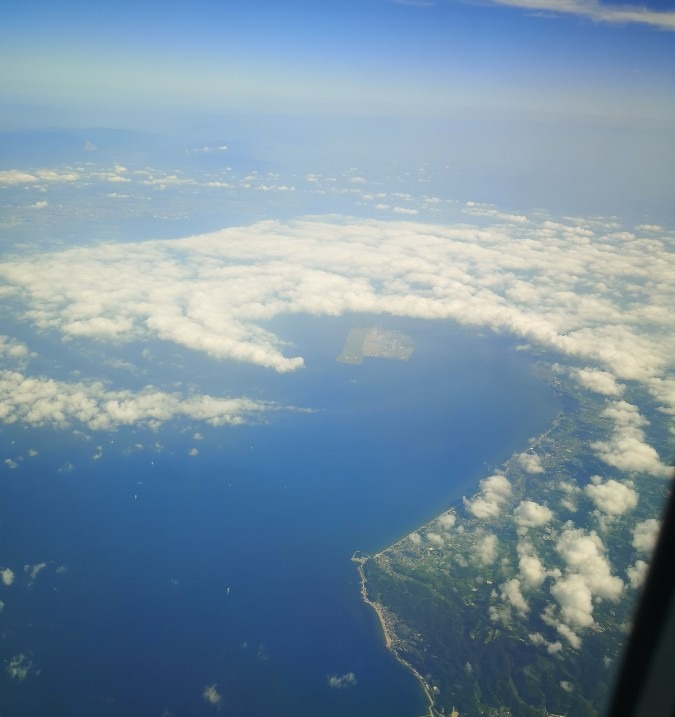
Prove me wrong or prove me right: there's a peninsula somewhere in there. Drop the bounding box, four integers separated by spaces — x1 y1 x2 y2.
355 369 669 717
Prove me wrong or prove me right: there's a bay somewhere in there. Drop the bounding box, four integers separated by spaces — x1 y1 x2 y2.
0 318 560 716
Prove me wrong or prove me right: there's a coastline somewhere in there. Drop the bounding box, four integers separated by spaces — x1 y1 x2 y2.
352 553 443 717
350 406 567 717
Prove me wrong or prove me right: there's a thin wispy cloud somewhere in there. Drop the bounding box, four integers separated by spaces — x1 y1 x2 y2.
488 0 675 31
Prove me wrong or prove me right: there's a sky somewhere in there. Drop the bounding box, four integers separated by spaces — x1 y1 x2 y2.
1 0 675 123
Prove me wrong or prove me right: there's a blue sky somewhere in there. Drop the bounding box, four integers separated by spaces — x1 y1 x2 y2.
2 0 674 123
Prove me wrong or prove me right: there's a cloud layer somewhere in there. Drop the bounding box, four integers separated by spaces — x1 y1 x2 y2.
0 214 672 439
1 216 673 382
0 369 277 431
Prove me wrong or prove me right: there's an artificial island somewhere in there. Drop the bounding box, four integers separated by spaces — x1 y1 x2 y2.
337 327 415 364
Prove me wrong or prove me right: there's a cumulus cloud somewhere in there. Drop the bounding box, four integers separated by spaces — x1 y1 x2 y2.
464 474 512 519
541 526 627 649
6 654 32 681
24 562 47 583
473 532 499 565
632 518 660 554
1 568 15 586
0 369 281 431
592 402 670 477
551 573 595 629
516 451 544 474
626 560 649 589
555 527 624 601
327 672 357 688
513 500 553 528
574 368 624 397
202 684 222 705
517 541 548 589
408 532 422 546
559 480 581 512
500 578 529 616
436 512 456 530
0 335 31 362
528 632 563 654
426 531 445 547
584 476 638 516
0 168 79 185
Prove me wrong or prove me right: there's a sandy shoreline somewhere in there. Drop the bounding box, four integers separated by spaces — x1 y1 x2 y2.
352 553 442 717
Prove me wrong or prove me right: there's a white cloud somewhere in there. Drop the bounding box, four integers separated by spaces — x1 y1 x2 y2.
584 476 638 516
426 531 445 547
436 512 456 530
632 518 660 554
0 369 281 431
555 527 624 601
473 533 499 565
513 500 553 528
551 573 595 628
634 224 664 233
487 0 675 31
463 201 528 224
24 562 47 582
500 578 529 616
202 684 221 705
574 368 624 397
0 169 79 185
6 654 32 681
626 560 649 589
464 474 512 519
516 451 544 474
1 568 15 585
327 672 357 688
392 206 418 215
528 632 563 654
0 335 31 361
408 532 422 546
517 541 547 589
592 402 670 477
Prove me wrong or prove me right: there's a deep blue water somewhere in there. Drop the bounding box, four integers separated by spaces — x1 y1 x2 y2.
0 319 560 716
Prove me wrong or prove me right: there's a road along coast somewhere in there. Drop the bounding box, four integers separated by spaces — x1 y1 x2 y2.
351 552 443 717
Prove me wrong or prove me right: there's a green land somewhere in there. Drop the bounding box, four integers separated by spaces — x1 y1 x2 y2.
356 367 671 717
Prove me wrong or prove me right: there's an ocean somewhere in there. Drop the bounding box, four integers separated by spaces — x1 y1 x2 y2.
0 317 560 716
